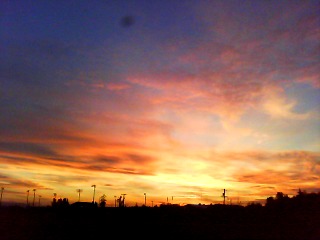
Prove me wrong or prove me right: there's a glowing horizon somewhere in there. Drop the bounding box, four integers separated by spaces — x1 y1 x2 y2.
1 0 319 207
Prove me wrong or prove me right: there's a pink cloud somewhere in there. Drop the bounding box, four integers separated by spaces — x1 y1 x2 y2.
106 82 131 91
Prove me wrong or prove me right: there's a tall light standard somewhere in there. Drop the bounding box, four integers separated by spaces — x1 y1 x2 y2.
38 195 42 207
91 185 96 203
76 189 83 202
144 193 146 206
114 196 117 207
26 190 30 206
32 189 36 207
0 187 4 207
222 189 227 205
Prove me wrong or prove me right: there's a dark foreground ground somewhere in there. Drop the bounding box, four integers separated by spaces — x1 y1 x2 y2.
0 204 319 240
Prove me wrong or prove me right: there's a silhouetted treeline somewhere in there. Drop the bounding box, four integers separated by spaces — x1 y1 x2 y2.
265 190 320 211
51 197 69 208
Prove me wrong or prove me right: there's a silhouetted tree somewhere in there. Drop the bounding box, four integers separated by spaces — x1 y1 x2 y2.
52 197 69 208
266 192 288 209
266 196 274 206
275 192 288 200
265 190 320 211
62 198 69 206
52 198 57 207
99 194 107 207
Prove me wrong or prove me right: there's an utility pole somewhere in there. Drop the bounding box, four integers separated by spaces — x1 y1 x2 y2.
91 185 96 203
0 187 4 207
32 189 36 207
114 196 117 207
144 193 146 206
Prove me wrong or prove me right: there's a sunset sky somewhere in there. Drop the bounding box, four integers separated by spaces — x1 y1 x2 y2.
1 0 319 207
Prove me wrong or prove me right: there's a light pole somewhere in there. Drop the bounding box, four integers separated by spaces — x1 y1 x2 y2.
26 190 30 206
91 185 96 203
0 187 4 207
76 189 83 202
144 193 146 206
32 189 36 207
114 196 117 207
222 189 227 205
38 195 42 207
